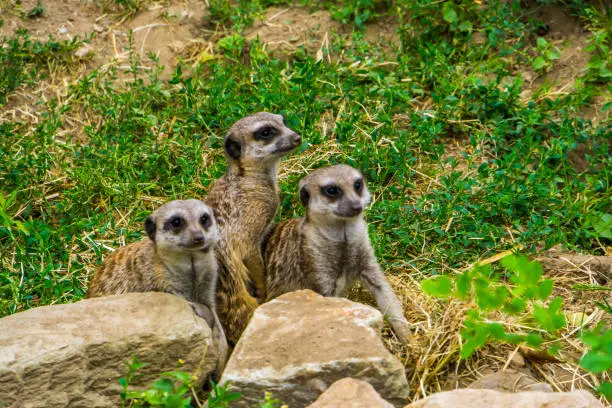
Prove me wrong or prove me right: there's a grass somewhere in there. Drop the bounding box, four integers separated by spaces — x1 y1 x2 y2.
0 0 610 403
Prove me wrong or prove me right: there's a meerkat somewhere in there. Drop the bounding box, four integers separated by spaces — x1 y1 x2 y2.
205 112 302 344
262 164 411 343
86 199 228 376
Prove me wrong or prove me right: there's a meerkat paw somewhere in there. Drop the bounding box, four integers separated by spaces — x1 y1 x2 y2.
390 317 412 344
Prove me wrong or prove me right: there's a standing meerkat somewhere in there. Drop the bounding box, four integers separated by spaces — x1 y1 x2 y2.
86 199 228 376
262 164 411 343
205 112 302 344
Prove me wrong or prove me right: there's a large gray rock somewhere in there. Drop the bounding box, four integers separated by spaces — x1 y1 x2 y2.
307 378 394 407
0 292 221 408
405 389 604 408
220 290 409 407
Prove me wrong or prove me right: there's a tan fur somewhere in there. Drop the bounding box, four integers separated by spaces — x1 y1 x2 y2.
263 165 411 343
205 112 301 344
86 199 228 376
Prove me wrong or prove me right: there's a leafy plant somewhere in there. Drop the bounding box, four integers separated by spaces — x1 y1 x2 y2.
580 323 612 399
26 0 45 18
532 37 561 72
422 255 566 358
585 29 611 83
329 0 388 28
119 356 241 408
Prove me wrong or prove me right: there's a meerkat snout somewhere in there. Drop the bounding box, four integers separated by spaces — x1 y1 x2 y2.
145 199 219 252
299 164 371 221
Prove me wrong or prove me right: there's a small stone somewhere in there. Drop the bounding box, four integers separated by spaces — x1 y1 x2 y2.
308 378 394 408
58 26 68 34
404 389 603 408
74 45 94 58
468 369 551 393
508 351 525 368
93 24 105 33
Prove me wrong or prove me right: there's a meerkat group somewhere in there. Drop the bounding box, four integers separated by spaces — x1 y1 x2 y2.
87 112 411 376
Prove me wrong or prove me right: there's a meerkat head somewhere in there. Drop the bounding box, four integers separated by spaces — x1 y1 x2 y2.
299 164 372 224
144 199 219 253
223 112 302 167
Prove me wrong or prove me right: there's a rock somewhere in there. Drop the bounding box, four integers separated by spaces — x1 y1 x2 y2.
507 351 525 369
74 45 94 58
0 292 221 408
405 389 604 408
468 369 553 393
220 290 409 407
307 378 394 408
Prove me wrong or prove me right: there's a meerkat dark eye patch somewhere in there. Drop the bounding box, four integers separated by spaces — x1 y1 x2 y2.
354 178 363 193
224 134 241 160
300 186 310 206
200 213 211 228
254 126 277 141
144 216 156 241
321 185 342 199
165 215 185 232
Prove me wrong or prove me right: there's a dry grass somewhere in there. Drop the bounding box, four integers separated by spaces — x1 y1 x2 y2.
348 249 612 403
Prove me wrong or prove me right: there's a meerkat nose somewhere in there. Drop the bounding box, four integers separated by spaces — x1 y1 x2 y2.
192 233 204 244
350 201 363 212
292 133 302 144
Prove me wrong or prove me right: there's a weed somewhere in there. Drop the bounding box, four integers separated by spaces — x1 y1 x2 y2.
422 255 566 358
0 30 83 105
532 37 561 73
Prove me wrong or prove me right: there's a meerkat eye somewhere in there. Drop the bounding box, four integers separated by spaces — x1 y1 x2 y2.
354 179 363 192
254 126 276 140
321 185 341 198
168 216 184 230
200 213 211 227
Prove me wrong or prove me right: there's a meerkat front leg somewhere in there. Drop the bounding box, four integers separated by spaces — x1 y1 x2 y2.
359 252 411 344
243 248 267 300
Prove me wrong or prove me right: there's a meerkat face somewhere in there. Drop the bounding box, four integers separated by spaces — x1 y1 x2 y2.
299 164 372 223
224 112 302 165
144 199 220 253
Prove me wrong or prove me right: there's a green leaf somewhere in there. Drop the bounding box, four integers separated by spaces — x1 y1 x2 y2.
442 3 458 24
151 378 174 393
537 279 554 300
533 297 566 332
455 270 471 299
532 56 547 71
526 333 543 347
458 21 472 32
536 37 548 49
421 275 453 298
580 352 612 373
590 213 612 239
503 297 526 315
475 285 507 311
597 382 612 399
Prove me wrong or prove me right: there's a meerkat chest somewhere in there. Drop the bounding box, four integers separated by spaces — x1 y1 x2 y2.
159 251 215 300
308 222 368 296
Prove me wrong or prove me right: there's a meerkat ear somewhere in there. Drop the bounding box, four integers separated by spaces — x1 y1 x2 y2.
224 133 241 160
299 186 310 207
144 216 156 241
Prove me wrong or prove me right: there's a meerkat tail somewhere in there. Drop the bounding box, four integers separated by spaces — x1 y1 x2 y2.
216 248 260 344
